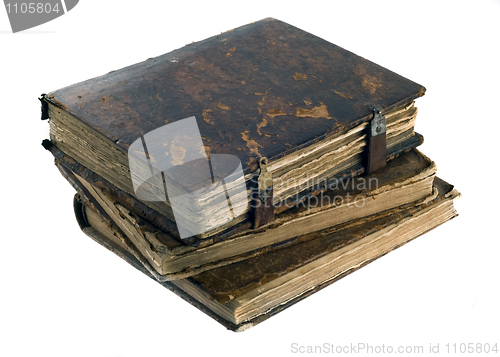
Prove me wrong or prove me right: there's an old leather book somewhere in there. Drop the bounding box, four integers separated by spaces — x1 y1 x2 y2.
74 176 459 331
60 149 438 280
42 17 426 243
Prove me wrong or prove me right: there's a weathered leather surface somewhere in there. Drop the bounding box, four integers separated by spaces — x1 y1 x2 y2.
44 17 425 174
73 177 457 331
187 177 455 305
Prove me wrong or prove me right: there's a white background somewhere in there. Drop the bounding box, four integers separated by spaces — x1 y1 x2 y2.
1 1 498 356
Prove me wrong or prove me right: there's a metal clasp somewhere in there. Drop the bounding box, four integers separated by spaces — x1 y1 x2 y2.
257 157 273 202
366 107 387 174
371 107 386 137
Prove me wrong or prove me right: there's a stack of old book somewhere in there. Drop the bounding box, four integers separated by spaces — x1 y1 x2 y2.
41 18 459 331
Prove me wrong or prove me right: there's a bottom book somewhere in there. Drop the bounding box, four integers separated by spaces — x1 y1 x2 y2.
74 177 459 331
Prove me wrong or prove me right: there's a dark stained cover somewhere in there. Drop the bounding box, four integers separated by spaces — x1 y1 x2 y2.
45 17 425 173
186 177 456 305
74 177 457 331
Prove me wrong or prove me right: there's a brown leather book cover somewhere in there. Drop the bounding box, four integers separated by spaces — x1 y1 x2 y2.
74 177 459 331
43 18 424 168
43 18 426 243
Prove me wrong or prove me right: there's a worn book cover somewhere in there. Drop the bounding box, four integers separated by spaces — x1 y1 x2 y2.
59 149 438 280
43 17 426 243
74 176 459 331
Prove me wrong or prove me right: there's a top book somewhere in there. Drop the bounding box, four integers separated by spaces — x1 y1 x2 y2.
43 18 425 243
